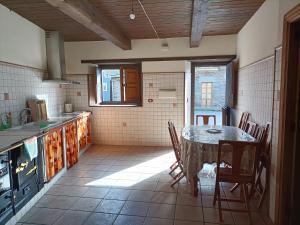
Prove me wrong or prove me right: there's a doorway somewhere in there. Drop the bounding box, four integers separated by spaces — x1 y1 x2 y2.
191 65 227 125
276 5 300 225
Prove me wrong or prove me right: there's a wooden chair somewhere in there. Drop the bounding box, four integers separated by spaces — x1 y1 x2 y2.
213 140 260 224
196 114 216 126
245 121 258 136
238 112 250 131
253 123 271 208
230 123 271 208
168 121 185 187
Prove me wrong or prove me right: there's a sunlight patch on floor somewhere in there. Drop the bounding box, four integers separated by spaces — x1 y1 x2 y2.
85 152 174 187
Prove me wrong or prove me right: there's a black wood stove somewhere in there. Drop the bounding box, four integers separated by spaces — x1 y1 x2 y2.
10 142 44 213
0 152 14 225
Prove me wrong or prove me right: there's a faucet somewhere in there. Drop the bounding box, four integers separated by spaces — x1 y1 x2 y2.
19 108 32 125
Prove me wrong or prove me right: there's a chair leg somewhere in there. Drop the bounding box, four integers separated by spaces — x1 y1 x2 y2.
254 164 264 191
258 188 266 208
257 165 269 208
242 184 253 225
170 161 178 170
213 180 218 206
230 183 239 192
169 164 179 177
171 173 184 187
217 182 223 222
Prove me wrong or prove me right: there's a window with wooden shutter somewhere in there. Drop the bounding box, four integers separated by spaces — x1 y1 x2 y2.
123 68 141 103
88 64 142 106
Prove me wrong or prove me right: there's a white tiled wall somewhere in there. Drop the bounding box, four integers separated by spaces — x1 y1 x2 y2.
234 52 282 222
0 62 66 126
66 73 184 146
235 56 274 125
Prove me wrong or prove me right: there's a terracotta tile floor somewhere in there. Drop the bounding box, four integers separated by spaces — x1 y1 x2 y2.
18 145 268 225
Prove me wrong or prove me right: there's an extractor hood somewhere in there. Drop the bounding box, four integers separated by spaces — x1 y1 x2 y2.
43 31 80 85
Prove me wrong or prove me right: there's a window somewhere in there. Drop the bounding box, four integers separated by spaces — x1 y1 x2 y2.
201 82 212 107
89 65 142 106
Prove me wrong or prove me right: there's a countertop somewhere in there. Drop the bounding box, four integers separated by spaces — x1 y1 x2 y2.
0 111 90 153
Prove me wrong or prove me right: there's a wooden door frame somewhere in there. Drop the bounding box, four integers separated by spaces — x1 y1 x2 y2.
190 62 232 125
275 4 300 225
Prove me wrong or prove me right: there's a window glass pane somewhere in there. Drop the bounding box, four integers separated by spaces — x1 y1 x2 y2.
101 69 121 102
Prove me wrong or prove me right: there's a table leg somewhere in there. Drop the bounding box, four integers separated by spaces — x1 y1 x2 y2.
191 175 199 197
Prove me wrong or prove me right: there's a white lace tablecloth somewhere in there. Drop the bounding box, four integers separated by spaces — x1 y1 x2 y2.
180 125 256 181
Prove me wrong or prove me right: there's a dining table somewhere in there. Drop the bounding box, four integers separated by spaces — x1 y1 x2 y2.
180 125 256 196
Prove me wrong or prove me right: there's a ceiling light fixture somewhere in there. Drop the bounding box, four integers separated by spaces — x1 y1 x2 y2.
129 0 136 20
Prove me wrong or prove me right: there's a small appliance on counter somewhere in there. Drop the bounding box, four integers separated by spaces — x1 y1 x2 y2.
64 103 73 113
27 99 48 122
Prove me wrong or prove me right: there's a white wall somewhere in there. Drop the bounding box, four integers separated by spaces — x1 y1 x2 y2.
184 61 192 126
0 4 46 69
237 0 300 68
237 0 279 68
142 61 186 73
64 35 237 74
65 73 184 146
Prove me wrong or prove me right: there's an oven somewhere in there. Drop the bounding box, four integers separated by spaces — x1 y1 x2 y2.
10 143 42 212
0 152 14 225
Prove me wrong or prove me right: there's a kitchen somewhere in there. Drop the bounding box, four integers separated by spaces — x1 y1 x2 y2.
1 1 300 225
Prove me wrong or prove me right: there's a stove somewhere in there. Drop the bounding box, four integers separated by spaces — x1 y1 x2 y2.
0 152 14 225
10 142 43 212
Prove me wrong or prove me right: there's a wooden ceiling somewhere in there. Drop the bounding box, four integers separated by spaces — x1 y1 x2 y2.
0 0 264 42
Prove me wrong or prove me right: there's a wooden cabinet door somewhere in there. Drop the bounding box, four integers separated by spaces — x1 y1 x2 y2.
123 68 141 103
87 115 92 144
77 112 92 150
66 121 78 169
77 116 87 151
44 128 64 181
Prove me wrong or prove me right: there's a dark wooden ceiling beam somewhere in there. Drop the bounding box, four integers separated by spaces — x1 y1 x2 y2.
45 0 131 50
190 0 208 48
81 55 236 64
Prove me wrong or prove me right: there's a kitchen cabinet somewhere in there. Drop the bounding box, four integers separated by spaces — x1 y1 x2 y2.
65 121 78 169
77 112 92 151
44 128 64 181
87 114 92 144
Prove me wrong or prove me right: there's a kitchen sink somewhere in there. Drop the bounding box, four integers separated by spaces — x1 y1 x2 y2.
7 120 59 131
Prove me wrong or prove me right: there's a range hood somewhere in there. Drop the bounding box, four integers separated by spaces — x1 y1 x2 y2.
43 31 80 85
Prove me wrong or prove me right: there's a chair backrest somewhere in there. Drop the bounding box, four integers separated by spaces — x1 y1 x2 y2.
196 115 216 126
238 112 250 130
245 121 258 136
168 121 181 161
259 122 271 156
254 125 265 140
216 140 260 182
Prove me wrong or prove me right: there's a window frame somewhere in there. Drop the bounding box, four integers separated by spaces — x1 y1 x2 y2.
94 64 142 107
201 82 213 107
